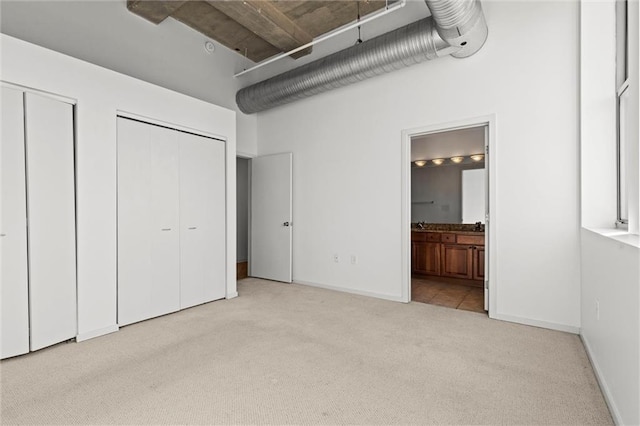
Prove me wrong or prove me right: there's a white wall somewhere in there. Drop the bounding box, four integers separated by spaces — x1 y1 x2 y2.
579 0 618 228
462 168 486 224
256 1 581 330
0 0 257 156
581 230 639 425
580 1 640 424
0 34 237 341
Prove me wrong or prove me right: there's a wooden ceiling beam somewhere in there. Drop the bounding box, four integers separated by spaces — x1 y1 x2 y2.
127 0 187 25
206 0 314 58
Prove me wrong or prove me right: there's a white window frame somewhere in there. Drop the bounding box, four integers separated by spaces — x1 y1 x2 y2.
615 0 630 228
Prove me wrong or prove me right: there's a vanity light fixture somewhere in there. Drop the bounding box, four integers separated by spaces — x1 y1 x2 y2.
432 158 445 165
450 156 464 164
414 160 427 167
470 154 484 162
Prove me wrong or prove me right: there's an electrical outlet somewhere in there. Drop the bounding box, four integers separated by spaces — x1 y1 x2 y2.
350 255 357 265
596 300 600 320
333 254 339 263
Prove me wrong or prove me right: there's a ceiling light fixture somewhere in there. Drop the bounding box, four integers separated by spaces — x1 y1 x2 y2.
414 160 427 167
450 156 464 163
470 154 484 162
432 158 445 166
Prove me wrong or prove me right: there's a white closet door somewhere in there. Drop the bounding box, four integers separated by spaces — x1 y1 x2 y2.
117 118 153 326
24 92 77 351
148 124 180 318
1 88 30 359
117 118 180 325
179 132 226 309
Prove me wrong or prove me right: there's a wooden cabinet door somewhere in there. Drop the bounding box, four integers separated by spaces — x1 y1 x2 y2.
412 242 440 275
441 244 472 279
473 246 485 281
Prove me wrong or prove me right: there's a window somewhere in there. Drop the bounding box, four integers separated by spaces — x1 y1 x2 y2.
616 0 629 226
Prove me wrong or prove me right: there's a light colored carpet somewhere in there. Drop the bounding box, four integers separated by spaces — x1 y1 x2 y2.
1 278 612 425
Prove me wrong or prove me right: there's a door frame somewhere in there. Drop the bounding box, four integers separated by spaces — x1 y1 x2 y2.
401 114 497 319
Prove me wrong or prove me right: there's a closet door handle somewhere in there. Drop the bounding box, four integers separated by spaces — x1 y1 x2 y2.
0 233 6 237
188 227 197 230
161 228 172 231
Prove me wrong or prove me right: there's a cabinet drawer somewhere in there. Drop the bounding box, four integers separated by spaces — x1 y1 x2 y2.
457 235 484 246
441 233 456 243
411 232 426 242
426 232 441 242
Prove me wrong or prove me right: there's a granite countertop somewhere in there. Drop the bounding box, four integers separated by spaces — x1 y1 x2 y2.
411 223 485 234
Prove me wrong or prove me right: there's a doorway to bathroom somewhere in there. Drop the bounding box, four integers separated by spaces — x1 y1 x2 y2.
401 116 494 317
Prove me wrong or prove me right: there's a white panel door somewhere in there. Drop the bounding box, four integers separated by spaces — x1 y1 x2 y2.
148 124 180 319
1 88 30 358
251 153 293 283
179 132 226 308
24 92 77 351
117 118 180 325
117 118 153 326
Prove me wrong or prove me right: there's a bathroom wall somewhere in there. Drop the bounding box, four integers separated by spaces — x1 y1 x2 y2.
411 163 484 224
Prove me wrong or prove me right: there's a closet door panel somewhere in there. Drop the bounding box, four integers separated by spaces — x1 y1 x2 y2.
1 88 29 359
24 92 77 351
117 119 180 324
117 118 153 326
179 133 226 308
148 125 180 318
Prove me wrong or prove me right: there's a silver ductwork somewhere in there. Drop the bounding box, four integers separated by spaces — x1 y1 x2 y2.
236 0 487 114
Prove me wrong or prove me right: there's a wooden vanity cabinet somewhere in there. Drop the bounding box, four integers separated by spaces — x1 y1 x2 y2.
411 232 440 276
411 230 484 282
473 246 485 280
440 244 473 279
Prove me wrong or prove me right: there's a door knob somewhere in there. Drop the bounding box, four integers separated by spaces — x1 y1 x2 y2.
283 222 291 227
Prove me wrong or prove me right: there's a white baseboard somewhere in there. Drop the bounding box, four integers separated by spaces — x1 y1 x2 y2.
580 334 622 425
294 279 404 302
76 325 119 342
226 291 239 299
492 312 580 334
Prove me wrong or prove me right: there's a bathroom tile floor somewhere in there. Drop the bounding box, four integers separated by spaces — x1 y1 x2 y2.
411 277 485 313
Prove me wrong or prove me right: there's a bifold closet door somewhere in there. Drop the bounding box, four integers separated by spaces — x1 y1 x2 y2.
1 87 30 358
179 132 226 309
24 92 77 351
117 118 180 326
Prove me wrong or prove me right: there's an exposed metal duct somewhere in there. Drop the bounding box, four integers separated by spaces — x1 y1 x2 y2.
236 0 488 114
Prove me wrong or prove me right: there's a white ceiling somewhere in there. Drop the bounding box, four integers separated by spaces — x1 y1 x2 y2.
411 127 485 162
